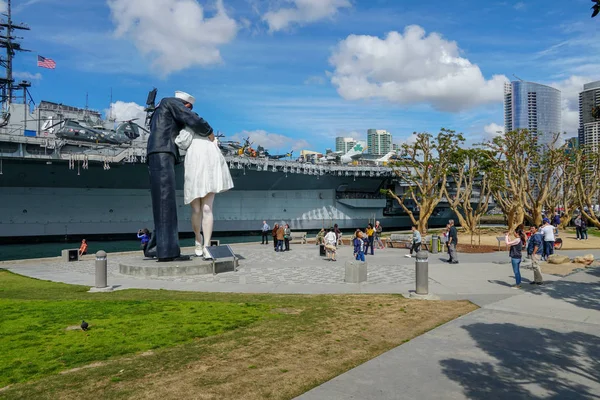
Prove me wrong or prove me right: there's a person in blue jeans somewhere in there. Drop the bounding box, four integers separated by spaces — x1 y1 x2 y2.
505 227 527 289
353 229 366 262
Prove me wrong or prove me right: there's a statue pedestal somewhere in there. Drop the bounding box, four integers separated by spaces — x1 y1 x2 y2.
119 256 231 277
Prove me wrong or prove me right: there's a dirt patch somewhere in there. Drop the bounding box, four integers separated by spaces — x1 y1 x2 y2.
5 296 477 400
456 244 497 254
272 308 303 315
59 362 106 375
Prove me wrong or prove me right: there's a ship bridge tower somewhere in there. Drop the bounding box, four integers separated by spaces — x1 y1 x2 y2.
0 0 30 105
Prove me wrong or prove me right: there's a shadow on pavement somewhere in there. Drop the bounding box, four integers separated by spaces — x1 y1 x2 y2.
526 267 600 312
440 322 600 399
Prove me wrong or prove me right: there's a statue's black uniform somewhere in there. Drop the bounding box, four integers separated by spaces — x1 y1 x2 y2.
145 97 213 260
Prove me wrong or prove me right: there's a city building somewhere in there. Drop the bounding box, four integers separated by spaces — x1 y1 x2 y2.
504 81 562 147
578 80 600 149
335 137 356 153
367 129 392 155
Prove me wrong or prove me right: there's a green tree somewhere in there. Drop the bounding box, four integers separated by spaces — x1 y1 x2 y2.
544 147 579 230
442 148 494 237
574 146 600 228
593 0 600 17
483 129 563 230
384 129 464 234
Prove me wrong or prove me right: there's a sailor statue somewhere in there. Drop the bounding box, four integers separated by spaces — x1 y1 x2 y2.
144 91 214 262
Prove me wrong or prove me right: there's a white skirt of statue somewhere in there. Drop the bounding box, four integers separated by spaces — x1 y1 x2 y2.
178 129 234 259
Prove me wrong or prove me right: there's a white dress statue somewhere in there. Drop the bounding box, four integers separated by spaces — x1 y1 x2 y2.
175 128 234 259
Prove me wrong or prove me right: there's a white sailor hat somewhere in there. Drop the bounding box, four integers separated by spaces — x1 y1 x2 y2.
174 91 195 105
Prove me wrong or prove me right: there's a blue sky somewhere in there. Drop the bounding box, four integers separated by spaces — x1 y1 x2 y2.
10 0 600 152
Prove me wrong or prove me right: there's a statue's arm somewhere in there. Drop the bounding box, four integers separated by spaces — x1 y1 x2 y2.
171 101 213 137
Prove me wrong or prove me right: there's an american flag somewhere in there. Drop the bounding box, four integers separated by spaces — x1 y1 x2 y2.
37 55 56 69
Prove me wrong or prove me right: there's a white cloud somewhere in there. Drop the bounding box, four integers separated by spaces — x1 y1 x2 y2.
328 25 509 112
483 122 504 139
105 101 146 122
549 75 590 136
107 0 237 75
514 2 525 10
0 1 6 13
229 129 310 152
263 0 351 32
13 71 42 81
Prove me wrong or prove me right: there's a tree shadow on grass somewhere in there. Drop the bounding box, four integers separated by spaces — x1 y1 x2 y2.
527 267 600 312
441 323 600 399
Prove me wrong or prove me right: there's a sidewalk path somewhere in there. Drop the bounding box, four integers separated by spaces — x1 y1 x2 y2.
297 267 600 399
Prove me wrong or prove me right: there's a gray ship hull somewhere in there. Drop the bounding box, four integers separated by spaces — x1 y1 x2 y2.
0 158 453 239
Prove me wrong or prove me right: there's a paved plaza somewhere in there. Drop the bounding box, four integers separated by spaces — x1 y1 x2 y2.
3 243 600 399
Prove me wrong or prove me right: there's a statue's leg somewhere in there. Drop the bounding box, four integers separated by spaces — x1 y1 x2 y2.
201 193 215 252
148 153 180 260
190 198 203 256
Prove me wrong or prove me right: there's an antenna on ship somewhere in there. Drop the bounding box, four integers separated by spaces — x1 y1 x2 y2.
0 0 30 105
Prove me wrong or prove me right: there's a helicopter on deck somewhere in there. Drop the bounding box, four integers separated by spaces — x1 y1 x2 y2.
41 117 147 145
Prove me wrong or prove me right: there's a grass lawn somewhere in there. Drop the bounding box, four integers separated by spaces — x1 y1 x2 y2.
0 270 477 399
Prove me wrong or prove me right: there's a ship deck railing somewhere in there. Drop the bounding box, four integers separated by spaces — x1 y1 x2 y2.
0 132 399 176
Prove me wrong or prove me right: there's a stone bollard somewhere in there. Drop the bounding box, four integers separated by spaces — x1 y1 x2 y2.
345 260 367 283
431 235 439 254
95 250 108 288
415 250 429 295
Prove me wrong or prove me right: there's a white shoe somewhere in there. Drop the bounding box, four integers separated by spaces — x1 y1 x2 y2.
405 254 412 258
202 247 213 260
195 240 203 257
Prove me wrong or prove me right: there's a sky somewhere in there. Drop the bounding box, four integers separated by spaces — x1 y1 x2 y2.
8 0 600 153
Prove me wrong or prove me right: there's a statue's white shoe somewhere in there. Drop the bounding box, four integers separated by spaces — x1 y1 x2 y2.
202 247 213 260
195 240 203 257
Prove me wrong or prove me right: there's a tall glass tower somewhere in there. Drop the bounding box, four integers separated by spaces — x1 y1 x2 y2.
578 80 600 149
504 81 562 147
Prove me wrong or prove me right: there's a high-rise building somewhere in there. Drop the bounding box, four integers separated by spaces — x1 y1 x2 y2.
578 80 600 149
335 137 356 153
367 129 392 155
504 81 562 147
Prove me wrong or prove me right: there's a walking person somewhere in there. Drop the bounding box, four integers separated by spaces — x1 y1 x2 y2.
405 225 422 258
272 223 279 250
261 220 270 245
374 221 385 249
447 220 459 264
137 228 150 254
552 211 561 231
575 215 582 240
334 224 343 246
284 224 291 251
365 223 375 256
581 216 589 240
324 228 337 261
540 218 555 261
353 229 366 262
276 224 285 252
526 225 544 285
505 227 527 289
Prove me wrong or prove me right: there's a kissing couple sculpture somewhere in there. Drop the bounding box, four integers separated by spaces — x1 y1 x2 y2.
145 90 233 262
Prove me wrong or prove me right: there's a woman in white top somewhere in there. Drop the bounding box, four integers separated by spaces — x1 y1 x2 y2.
176 127 234 259
324 228 338 261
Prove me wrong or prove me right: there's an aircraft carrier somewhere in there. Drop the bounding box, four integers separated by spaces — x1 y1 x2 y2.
0 5 455 242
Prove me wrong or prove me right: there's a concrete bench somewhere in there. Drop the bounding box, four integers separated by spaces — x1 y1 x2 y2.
289 231 307 244
61 248 79 262
496 236 506 251
387 234 412 248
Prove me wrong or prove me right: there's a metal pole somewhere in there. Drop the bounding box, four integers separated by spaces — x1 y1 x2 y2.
415 250 429 295
95 250 107 288
431 235 439 254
